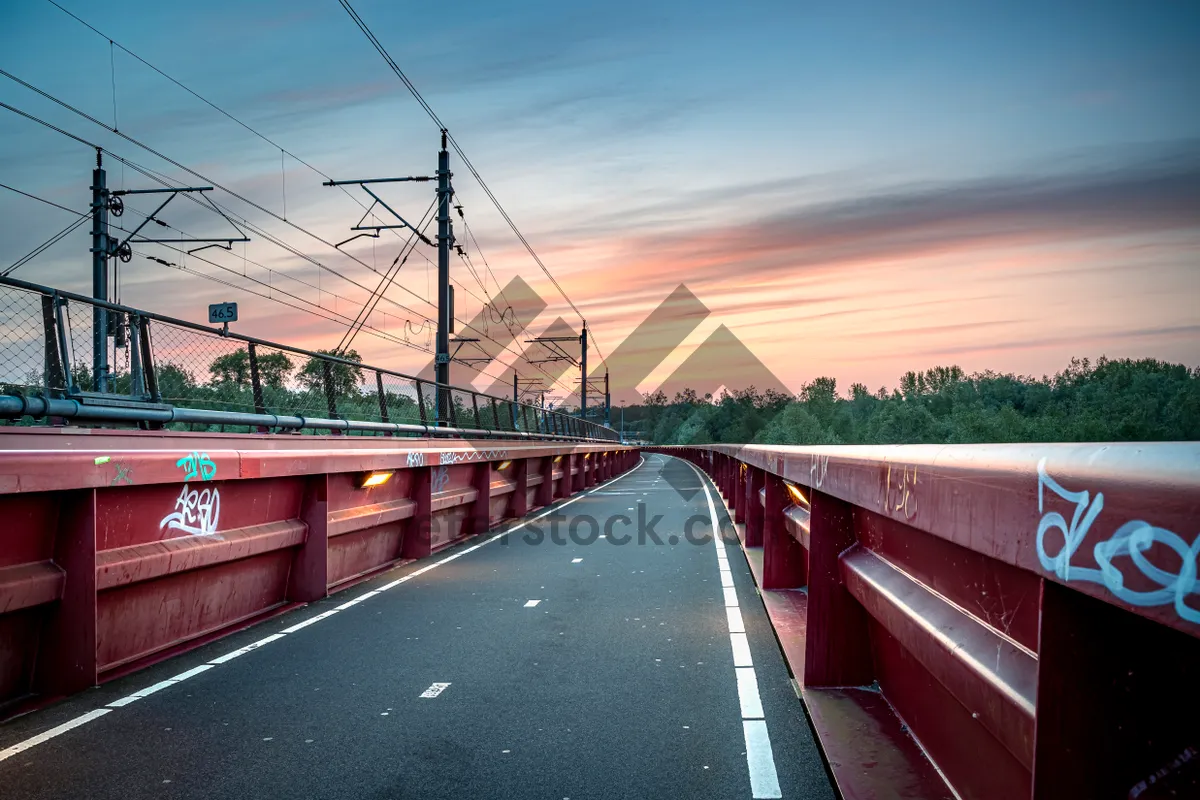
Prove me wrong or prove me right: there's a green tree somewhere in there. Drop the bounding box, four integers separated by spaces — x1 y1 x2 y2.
298 349 364 397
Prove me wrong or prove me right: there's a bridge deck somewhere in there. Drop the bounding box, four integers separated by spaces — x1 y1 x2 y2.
0 454 833 799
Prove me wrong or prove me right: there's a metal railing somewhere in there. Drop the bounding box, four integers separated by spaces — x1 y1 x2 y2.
0 276 618 441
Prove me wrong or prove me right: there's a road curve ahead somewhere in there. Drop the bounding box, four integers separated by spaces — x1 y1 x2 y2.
0 453 834 800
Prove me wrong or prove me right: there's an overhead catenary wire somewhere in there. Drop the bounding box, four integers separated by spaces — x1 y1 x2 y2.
335 0 607 369
1 70 585 397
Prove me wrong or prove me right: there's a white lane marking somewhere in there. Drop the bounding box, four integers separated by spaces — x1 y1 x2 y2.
281 608 342 634
209 633 287 664
736 667 765 719
677 456 783 799
419 682 452 698
169 664 215 682
743 720 783 798
524 600 541 607
571 558 583 563
730 632 754 667
0 709 112 763
0 455 647 762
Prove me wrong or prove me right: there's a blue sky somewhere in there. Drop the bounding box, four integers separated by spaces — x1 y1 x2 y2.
1 0 1197 396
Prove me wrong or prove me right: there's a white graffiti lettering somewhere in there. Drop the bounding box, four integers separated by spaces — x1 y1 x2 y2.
407 451 425 468
432 465 450 494
810 453 829 488
884 463 918 520
439 448 509 466
160 484 222 538
1036 457 1199 624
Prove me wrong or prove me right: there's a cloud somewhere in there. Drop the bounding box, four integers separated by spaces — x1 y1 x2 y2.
569 141 1200 298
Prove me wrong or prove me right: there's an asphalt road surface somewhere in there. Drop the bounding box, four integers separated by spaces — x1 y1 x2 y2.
0 453 835 800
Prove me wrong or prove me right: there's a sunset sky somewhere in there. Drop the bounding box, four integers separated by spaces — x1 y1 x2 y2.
2 0 1197 402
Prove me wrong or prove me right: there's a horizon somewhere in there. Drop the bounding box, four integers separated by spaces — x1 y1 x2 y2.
2 0 1198 402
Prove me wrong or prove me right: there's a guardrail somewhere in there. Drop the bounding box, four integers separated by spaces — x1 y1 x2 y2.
0 427 637 717
0 275 617 442
651 443 1200 800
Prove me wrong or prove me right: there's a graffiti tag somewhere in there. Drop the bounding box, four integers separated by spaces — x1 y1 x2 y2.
160 484 222 538
407 451 425 468
1036 457 1199 624
884 463 918 520
432 465 450 494
439 448 509 466
176 451 217 481
810 453 829 489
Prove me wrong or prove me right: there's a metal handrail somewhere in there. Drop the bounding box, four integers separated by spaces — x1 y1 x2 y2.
0 275 618 442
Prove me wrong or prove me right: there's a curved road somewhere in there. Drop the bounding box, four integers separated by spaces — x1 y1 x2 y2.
0 453 834 799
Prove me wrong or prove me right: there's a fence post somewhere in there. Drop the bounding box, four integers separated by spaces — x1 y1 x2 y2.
762 473 806 589
40 295 66 428
471 461 492 536
415 380 428 427
137 316 159 402
247 343 268 435
804 489 873 687
537 456 555 507
34 488 98 696
375 371 390 426
745 465 764 546
289 474 329 601
491 397 501 431
471 393 482 430
510 459 528 518
321 360 338 418
402 466 433 559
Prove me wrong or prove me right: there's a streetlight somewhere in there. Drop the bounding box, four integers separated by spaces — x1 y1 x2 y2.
620 400 626 443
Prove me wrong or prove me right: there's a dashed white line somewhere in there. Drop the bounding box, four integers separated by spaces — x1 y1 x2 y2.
730 633 754 667
0 709 112 763
524 599 542 607
0 456 648 764
419 682 452 698
571 558 583 563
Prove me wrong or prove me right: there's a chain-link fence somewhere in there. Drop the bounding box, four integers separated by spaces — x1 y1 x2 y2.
0 277 619 441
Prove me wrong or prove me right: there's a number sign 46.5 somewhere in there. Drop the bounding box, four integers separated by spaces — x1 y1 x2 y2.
208 302 238 324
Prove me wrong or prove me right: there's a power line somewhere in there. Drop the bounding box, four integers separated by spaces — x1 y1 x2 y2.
335 0 605 368
1 75 584 398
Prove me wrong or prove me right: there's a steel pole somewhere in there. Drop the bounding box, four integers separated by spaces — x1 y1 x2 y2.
435 130 452 422
90 150 109 392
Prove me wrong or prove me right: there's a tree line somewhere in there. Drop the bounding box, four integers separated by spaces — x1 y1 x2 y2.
622 357 1200 445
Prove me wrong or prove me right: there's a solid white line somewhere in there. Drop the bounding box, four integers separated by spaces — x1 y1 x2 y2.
677 456 783 800
730 632 754 667
726 606 746 634
0 709 112 763
524 599 541 607
743 719 783 798
0 454 648 764
736 667 765 718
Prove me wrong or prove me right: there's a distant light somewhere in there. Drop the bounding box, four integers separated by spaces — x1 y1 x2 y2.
497 460 512 471
785 482 809 507
358 470 394 489
553 455 563 463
